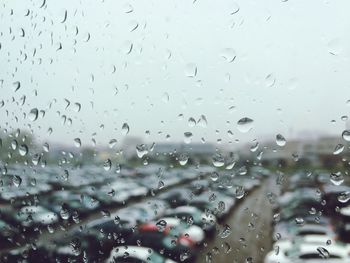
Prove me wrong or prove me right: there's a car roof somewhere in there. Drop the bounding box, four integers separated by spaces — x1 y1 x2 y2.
110 246 153 261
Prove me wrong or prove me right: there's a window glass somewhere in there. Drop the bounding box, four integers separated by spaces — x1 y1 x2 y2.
1 0 350 262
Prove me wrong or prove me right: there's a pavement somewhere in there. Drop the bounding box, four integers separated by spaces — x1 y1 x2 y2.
196 177 279 263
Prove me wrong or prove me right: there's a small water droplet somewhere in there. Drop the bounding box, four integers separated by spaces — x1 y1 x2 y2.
333 144 344 155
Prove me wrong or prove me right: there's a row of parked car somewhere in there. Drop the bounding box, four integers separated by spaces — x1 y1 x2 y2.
265 171 350 263
0 164 269 262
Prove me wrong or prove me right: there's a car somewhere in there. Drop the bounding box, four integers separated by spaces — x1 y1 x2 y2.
125 232 196 262
14 205 59 227
265 242 350 263
162 206 217 237
106 246 177 263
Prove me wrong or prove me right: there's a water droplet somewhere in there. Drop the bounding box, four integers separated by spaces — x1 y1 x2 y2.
73 103 81 112
184 132 193 144
237 117 254 133
109 139 117 148
276 134 286 146
198 115 208 128
136 144 148 158
221 48 236 62
317 247 330 259
230 2 240 14
333 144 344 155
122 123 130 135
185 63 197 77
28 108 39 121
74 138 81 148
122 41 133 54
219 224 231 238
12 81 21 92
123 3 134 13
103 159 112 171
338 192 350 203
156 219 167 232
62 170 69 181
235 186 245 199
295 217 305 226
43 143 49 152
11 140 18 150
342 130 350 141
211 172 219 182
188 117 196 127
178 154 189 166
212 153 225 167
265 74 276 87
162 92 169 103
250 142 259 152
19 145 28 156
222 242 231 254
330 172 344 185
328 38 342 56
13 175 22 187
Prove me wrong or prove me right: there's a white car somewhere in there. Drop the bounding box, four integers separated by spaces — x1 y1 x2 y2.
265 240 350 263
15 206 59 227
106 246 176 263
158 217 205 243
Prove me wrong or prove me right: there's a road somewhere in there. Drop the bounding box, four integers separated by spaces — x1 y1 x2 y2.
197 177 279 263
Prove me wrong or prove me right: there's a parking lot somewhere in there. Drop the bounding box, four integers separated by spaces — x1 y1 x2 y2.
2 165 350 263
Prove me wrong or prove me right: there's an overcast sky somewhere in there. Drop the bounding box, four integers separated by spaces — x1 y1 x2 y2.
1 0 350 149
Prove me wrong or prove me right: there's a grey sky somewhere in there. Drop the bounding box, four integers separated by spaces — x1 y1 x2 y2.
1 0 350 149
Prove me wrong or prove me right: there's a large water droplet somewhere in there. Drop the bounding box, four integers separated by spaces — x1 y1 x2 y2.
13 175 22 187
184 132 193 144
19 145 28 156
265 74 276 87
122 123 130 135
338 192 350 203
103 159 112 171
178 154 189 166
342 130 350 141
317 247 330 259
28 108 39 121
74 138 81 148
237 117 254 133
221 48 236 62
185 63 197 77
212 153 225 167
330 172 344 185
188 117 196 127
235 186 245 199
136 144 148 158
276 134 286 146
12 81 21 92
333 144 344 155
